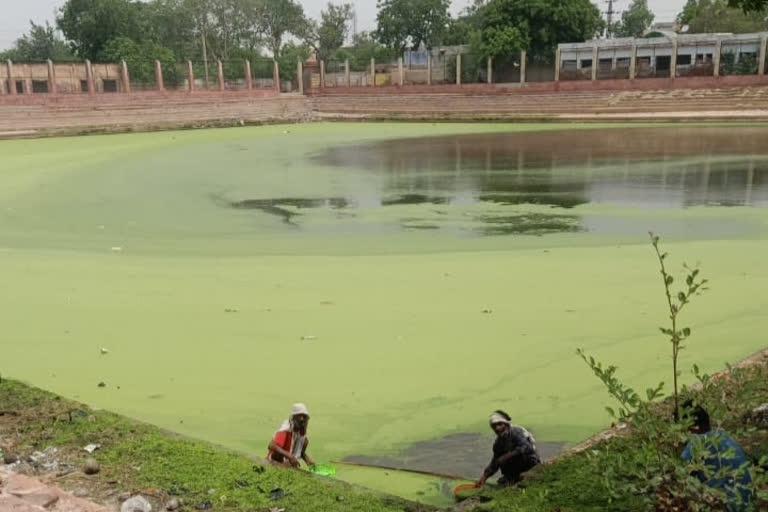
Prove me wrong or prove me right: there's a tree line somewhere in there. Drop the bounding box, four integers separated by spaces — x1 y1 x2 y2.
1 0 767 78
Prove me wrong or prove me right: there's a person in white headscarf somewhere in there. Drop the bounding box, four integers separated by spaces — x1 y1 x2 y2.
267 403 315 468
477 410 540 487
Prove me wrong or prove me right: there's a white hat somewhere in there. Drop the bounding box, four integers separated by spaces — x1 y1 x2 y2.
291 403 310 418
490 412 511 426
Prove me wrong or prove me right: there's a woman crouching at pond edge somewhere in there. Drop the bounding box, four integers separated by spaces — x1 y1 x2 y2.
267 403 315 468
478 410 541 487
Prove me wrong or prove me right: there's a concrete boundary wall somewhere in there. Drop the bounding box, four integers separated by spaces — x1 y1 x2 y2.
3 82 768 138
307 73 768 96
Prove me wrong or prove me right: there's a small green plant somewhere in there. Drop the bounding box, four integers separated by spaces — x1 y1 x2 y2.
649 231 709 421
578 235 763 511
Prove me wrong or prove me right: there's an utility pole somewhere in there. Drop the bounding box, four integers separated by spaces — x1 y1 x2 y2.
605 0 618 39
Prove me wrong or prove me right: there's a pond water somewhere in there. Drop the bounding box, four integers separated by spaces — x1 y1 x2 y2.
2 123 767 506
227 126 768 238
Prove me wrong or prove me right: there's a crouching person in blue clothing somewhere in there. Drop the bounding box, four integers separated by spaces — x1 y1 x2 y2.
681 401 753 512
477 410 541 487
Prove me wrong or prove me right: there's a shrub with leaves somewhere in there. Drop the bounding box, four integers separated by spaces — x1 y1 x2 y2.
578 235 764 511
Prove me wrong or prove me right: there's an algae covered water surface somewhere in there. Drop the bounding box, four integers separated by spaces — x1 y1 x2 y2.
2 122 767 504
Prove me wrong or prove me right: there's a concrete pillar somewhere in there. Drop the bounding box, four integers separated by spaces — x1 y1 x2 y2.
47 59 57 95
759 35 767 75
427 53 432 85
670 41 678 78
121 60 131 94
24 68 32 94
591 44 598 81
398 57 404 86
217 60 225 91
4 60 12 95
370 58 375 87
187 60 195 93
245 60 253 90
714 39 722 77
456 54 462 85
345 59 350 87
273 60 280 93
155 60 164 91
320 60 326 88
85 60 95 95
629 44 637 80
297 60 304 94
520 51 527 84
487 57 493 84
554 48 561 82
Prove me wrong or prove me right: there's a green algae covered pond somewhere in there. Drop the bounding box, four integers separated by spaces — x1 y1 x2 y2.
2 122 768 506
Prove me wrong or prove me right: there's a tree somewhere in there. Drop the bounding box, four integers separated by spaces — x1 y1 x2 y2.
679 0 767 33
334 31 397 71
277 42 311 82
470 0 604 63
57 0 146 60
307 2 354 62
0 21 75 62
101 36 178 84
443 0 485 46
375 0 451 53
728 0 768 11
253 0 308 58
614 0 655 38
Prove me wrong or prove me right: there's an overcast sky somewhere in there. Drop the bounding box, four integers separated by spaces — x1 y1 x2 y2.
0 0 686 50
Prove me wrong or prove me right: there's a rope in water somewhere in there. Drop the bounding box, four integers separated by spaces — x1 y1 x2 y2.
331 460 470 481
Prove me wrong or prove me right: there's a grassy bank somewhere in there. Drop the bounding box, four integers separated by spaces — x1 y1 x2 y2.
1 351 765 511
0 377 426 512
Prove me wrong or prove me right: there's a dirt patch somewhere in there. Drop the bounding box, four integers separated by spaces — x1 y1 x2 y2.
343 432 565 480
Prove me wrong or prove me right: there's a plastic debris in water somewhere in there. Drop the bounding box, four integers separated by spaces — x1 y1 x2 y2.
301 335 318 341
308 463 336 477
100 348 109 355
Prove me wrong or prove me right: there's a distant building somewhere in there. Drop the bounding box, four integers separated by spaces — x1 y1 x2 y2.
2 62 124 95
557 32 768 80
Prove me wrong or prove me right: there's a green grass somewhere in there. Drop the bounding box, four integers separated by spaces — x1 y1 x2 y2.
1 122 767 504
0 379 420 512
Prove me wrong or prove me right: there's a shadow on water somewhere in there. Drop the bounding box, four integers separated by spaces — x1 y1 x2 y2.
225 127 768 236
